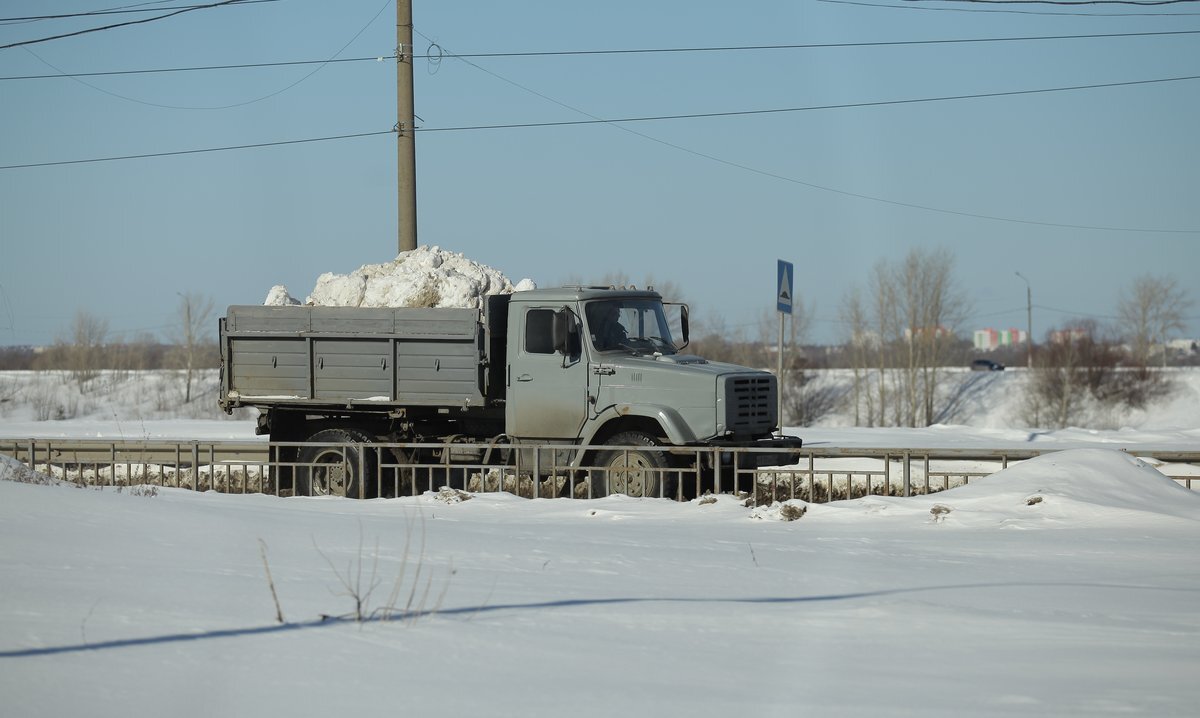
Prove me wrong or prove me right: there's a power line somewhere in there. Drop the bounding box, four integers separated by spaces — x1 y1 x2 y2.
12 0 390 111
0 0 258 50
0 130 393 170
412 30 1200 59
3 72 1198 233
1 55 390 82
0 1 276 23
1036 304 1123 320
899 0 1200 5
5 29 1197 81
414 74 1200 133
819 0 1200 14
29 116 1183 238
967 307 1033 321
414 29 1200 235
1028 304 1200 323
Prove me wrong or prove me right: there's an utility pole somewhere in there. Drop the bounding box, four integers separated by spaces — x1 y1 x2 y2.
1016 271 1033 369
396 0 417 252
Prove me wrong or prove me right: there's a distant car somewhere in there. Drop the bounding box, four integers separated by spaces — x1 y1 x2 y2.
971 359 1005 372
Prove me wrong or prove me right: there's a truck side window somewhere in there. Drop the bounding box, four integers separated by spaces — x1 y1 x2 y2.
525 309 555 354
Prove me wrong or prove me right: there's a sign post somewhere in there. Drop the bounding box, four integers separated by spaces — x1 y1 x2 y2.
776 260 794 433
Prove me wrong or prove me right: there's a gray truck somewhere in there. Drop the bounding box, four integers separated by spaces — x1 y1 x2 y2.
218 286 801 498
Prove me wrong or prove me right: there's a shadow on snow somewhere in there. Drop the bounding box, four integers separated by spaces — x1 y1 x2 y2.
2 580 1194 659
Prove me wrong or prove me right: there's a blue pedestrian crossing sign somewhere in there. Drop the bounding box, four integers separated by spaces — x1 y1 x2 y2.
777 259 794 314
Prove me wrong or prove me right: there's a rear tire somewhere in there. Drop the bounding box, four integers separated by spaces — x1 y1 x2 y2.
295 428 377 498
592 431 674 498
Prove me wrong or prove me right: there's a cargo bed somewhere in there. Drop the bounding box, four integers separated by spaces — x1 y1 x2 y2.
219 305 487 410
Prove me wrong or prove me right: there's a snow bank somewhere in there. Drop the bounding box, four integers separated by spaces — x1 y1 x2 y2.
942 447 1200 522
263 245 536 309
0 455 20 482
804 448 1200 528
0 454 55 485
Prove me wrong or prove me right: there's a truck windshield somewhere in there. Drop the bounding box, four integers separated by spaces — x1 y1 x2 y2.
584 299 677 354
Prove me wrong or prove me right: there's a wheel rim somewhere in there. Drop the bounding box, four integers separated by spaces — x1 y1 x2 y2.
309 447 350 496
605 451 657 497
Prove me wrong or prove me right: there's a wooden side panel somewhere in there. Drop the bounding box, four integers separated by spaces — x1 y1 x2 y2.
309 308 398 334
222 305 488 406
228 338 310 398
225 306 313 334
313 339 392 400
395 340 484 405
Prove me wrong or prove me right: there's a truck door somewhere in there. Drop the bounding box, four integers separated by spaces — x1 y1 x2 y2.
507 306 588 439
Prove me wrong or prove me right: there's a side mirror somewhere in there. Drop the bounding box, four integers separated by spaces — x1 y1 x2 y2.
663 302 691 351
552 308 576 354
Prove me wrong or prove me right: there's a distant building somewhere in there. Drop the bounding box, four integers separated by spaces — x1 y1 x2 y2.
973 327 1027 351
904 325 953 342
1048 328 1089 345
849 329 881 349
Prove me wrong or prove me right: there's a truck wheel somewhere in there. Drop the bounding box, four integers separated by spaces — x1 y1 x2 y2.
296 428 377 498
593 431 673 498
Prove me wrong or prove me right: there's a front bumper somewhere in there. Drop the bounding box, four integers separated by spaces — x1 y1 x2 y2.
695 434 805 468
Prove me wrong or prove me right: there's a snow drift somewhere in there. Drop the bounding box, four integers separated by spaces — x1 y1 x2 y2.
802 448 1200 528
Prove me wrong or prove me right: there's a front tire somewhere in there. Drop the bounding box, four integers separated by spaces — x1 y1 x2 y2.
592 431 673 498
295 428 377 498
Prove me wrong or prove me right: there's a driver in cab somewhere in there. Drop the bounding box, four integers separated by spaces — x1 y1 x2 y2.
587 303 628 351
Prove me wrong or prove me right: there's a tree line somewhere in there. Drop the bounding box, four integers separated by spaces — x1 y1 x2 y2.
689 249 1194 430
2 264 1194 429
0 292 216 404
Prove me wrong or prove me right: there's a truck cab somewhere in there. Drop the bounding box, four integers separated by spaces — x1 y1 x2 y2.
503 287 797 477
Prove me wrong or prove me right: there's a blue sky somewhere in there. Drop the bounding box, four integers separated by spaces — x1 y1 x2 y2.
1 0 1197 347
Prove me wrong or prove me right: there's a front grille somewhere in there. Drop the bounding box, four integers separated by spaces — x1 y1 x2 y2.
724 375 776 434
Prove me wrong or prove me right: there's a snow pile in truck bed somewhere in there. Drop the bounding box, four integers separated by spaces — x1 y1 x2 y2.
263 245 536 309
262 285 299 306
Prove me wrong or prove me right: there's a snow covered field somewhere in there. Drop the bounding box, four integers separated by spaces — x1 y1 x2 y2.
2 448 1198 717
2 366 1199 716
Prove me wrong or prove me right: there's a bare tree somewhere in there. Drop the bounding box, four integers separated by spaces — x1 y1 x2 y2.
838 248 971 427
870 259 898 425
1117 274 1193 368
1021 319 1168 428
839 288 871 426
168 292 216 403
1023 320 1115 428
839 266 893 427
904 248 971 426
55 310 109 390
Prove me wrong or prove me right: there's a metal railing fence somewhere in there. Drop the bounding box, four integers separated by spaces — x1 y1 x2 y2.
2 438 1196 505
